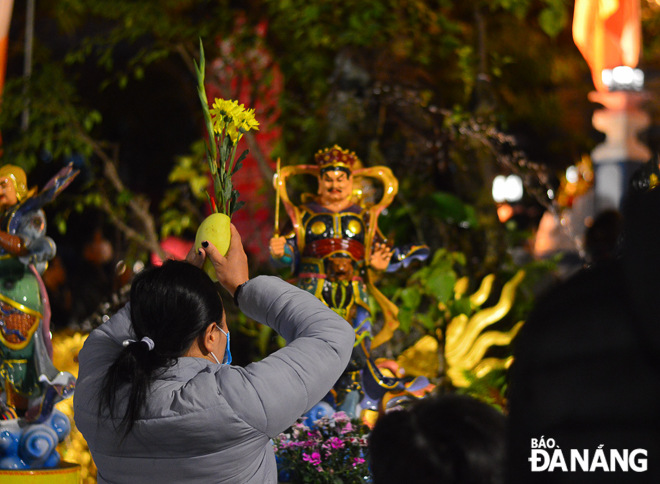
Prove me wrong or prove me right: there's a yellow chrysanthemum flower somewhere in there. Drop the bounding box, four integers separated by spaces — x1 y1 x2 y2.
225 120 240 143
210 99 244 135
236 108 260 133
211 99 241 118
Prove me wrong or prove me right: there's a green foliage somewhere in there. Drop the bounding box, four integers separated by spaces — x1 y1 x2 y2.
538 0 568 38
160 140 209 238
390 248 466 335
52 0 234 87
457 368 508 412
0 63 100 172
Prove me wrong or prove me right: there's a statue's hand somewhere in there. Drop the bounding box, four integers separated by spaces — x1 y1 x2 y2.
370 243 393 271
269 236 287 259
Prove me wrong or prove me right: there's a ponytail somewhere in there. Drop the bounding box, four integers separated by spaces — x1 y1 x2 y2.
97 260 224 439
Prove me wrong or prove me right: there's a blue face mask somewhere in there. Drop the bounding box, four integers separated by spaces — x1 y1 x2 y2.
218 326 232 365
209 324 232 365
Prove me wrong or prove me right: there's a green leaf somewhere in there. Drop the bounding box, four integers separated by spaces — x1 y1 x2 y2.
428 192 479 228
400 287 421 310
425 270 456 304
232 149 249 175
116 190 133 206
206 145 217 175
220 136 231 166
231 159 243 176
452 298 473 318
231 200 245 215
55 215 67 235
539 2 567 38
398 307 413 333
417 313 437 332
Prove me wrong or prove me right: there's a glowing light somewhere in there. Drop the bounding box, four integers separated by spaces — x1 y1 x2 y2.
602 66 644 91
566 166 579 184
133 261 145 273
547 189 554 199
505 175 524 202
492 175 507 203
497 203 513 223
613 66 634 85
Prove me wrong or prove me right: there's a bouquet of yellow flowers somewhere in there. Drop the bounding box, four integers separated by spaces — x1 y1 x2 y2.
192 41 259 277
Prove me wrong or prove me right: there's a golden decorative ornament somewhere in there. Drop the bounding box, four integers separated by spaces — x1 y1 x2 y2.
396 335 439 379
346 220 362 235
453 276 469 299
469 274 495 307
444 271 526 387
311 221 326 235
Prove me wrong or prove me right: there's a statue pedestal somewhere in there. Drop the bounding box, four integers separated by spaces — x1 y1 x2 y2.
0 462 80 483
589 90 651 211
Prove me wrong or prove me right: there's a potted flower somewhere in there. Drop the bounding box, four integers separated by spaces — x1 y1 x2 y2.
273 411 371 483
193 41 259 280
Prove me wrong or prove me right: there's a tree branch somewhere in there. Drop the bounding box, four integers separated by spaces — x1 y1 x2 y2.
74 126 167 260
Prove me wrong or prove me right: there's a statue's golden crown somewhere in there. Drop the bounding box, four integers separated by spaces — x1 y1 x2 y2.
314 145 359 172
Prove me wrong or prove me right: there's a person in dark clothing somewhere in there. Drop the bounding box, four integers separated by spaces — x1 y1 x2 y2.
507 186 660 483
369 394 506 484
584 209 622 266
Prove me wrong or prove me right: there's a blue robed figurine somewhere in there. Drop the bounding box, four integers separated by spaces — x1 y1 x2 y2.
0 163 78 470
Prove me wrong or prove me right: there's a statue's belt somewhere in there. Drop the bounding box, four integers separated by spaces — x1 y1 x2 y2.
298 272 364 282
303 238 364 261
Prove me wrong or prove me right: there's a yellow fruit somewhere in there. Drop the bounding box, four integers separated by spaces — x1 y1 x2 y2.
194 213 231 281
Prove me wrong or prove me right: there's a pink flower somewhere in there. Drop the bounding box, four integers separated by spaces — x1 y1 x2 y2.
303 452 322 466
340 422 354 434
333 411 350 423
307 430 322 441
352 457 366 467
328 437 345 449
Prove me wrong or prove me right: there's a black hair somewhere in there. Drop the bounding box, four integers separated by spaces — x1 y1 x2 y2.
369 394 506 484
319 165 352 177
98 260 224 439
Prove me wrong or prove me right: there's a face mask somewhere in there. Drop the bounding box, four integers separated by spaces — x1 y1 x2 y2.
209 323 232 365
218 326 232 365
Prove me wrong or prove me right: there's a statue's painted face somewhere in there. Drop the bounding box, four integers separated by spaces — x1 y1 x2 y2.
0 176 18 209
318 169 353 205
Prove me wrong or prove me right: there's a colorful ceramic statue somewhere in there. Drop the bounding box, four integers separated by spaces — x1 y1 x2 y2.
269 146 430 419
0 163 78 470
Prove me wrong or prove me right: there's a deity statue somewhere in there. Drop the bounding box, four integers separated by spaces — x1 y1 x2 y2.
0 163 78 470
269 146 430 420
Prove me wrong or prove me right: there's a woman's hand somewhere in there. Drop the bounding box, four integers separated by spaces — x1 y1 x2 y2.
188 224 249 296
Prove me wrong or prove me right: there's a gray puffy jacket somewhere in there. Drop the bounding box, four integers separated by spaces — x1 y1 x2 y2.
73 276 355 483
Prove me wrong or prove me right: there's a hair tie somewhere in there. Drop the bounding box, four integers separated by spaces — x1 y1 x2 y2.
140 336 155 351
122 337 155 351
